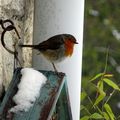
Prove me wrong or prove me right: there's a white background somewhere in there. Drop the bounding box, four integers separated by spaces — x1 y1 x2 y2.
33 0 84 119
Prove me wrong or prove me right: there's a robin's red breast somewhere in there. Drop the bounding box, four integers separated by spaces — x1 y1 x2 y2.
20 34 78 72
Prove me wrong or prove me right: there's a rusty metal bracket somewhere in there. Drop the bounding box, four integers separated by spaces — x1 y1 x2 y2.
0 19 22 67
0 19 20 54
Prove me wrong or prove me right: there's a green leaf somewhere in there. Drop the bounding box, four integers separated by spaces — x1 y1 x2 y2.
90 73 104 82
94 86 106 106
102 112 110 120
103 74 113 78
90 113 103 119
104 103 115 120
94 93 106 106
103 78 120 91
80 116 89 120
80 105 91 115
81 91 87 101
97 80 103 90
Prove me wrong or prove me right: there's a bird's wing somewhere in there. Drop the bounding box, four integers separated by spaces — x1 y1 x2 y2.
38 35 64 50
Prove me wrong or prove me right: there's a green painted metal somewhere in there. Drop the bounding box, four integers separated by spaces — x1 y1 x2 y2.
0 68 72 120
55 81 73 120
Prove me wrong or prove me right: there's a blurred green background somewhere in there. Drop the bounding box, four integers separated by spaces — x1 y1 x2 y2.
81 0 120 117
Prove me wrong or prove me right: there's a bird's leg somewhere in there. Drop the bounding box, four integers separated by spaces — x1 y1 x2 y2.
52 62 58 73
52 63 64 78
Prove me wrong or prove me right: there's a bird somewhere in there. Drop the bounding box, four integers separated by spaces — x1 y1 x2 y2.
19 34 78 72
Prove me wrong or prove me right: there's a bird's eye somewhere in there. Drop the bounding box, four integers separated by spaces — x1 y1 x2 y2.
69 39 74 43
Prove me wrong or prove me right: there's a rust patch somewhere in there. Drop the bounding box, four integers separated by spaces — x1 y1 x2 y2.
39 89 56 120
0 96 15 120
0 70 22 120
39 73 65 120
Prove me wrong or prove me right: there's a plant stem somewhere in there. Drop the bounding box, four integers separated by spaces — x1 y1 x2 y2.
103 46 110 74
105 90 115 105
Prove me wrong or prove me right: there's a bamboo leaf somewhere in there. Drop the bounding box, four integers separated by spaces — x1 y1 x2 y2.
104 103 115 120
90 73 104 82
103 112 110 120
97 80 103 90
90 113 103 119
80 105 91 115
94 93 106 106
94 88 106 106
104 74 114 78
80 116 89 120
103 78 120 91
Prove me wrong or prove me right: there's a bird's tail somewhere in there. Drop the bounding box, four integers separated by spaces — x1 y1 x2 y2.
19 44 39 49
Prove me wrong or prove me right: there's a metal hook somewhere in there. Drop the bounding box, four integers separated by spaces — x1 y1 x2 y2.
0 19 20 39
0 19 21 54
0 19 14 29
1 25 15 54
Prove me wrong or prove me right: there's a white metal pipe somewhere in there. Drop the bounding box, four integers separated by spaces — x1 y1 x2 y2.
33 0 84 119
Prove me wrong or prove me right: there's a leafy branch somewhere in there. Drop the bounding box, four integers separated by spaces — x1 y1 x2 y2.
80 48 120 120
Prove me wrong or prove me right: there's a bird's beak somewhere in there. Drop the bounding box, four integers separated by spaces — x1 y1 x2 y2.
75 41 78 44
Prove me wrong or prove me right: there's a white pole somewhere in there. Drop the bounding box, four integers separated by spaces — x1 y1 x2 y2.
33 0 84 119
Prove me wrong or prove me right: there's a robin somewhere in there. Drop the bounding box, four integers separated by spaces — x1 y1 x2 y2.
19 34 78 72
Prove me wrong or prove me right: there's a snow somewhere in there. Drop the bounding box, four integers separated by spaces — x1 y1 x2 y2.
9 68 47 113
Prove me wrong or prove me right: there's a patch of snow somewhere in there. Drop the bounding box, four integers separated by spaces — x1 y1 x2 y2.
9 68 47 113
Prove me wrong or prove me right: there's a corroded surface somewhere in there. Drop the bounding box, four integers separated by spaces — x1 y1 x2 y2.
0 69 66 120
